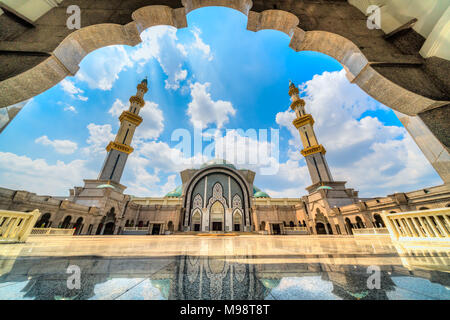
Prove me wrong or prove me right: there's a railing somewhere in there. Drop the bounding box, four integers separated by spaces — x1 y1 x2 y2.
352 227 389 236
381 208 450 242
123 227 149 232
30 228 75 236
284 227 308 232
0 209 40 243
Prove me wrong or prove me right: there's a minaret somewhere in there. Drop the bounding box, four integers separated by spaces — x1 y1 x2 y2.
98 78 148 183
288 80 334 186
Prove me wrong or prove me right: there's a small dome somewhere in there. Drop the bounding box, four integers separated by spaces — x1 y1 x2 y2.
253 186 270 198
316 186 333 192
200 158 236 169
165 185 182 198
96 184 116 190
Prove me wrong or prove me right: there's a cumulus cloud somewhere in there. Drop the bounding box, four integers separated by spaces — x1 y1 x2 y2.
76 46 133 91
64 106 77 113
82 123 115 156
191 27 213 61
187 82 236 129
132 26 188 90
276 70 441 197
35 135 78 155
0 152 95 195
59 79 88 101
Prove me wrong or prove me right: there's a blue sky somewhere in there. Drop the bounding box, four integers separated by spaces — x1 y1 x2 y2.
0 7 442 198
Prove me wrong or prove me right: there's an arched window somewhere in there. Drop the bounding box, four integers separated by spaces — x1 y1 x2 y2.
345 218 353 235
74 217 83 234
168 221 174 232
289 221 294 227
125 220 129 227
302 220 306 227
138 220 143 228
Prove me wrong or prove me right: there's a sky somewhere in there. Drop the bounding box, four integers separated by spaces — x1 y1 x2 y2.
0 7 442 198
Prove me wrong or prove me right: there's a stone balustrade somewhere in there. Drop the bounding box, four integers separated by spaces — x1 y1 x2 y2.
352 227 389 236
0 209 40 243
30 228 75 236
381 208 450 242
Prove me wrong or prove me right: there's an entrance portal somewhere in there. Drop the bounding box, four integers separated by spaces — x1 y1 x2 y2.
104 222 115 235
272 224 281 235
212 222 222 231
152 224 161 235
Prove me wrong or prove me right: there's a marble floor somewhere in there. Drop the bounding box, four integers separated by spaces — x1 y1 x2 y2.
0 235 449 300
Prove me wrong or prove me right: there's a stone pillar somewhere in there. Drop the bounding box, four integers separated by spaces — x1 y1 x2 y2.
395 111 449 184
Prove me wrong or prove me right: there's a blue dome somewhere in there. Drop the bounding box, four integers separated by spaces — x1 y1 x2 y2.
200 158 236 169
315 186 333 192
165 185 182 198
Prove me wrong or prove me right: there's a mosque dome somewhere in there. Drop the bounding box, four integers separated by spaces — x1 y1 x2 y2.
253 186 270 198
165 185 182 198
200 158 236 169
315 186 333 192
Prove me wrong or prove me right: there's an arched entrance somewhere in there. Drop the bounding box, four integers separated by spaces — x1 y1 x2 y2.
345 218 353 235
210 201 225 231
355 216 365 229
316 223 327 235
61 216 72 229
35 212 51 228
233 210 243 232
103 222 115 235
74 217 83 235
192 210 201 231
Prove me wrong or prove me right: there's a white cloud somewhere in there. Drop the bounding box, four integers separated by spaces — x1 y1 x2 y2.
59 79 88 101
0 152 95 195
64 106 77 113
108 99 164 140
191 27 213 61
76 46 133 91
132 26 188 90
187 82 236 129
275 70 441 197
35 135 78 155
83 123 115 156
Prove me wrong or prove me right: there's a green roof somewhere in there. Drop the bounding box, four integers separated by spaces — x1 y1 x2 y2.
315 186 333 192
200 158 236 169
253 186 270 198
96 184 116 190
165 185 182 198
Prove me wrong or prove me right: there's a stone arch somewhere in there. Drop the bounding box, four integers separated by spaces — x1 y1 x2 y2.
345 217 353 235
373 213 385 228
419 206 430 210
0 1 447 183
74 217 83 234
61 215 72 229
183 165 252 229
355 216 365 228
289 221 294 227
35 212 51 228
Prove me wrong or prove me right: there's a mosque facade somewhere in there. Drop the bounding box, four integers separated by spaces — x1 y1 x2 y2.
1 80 449 236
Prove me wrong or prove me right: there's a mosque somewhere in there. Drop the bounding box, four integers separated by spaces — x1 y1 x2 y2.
0 80 449 236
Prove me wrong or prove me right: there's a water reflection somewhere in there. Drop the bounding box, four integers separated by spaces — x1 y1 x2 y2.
0 253 449 300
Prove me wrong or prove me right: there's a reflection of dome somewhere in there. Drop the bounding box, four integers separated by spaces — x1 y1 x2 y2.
260 279 281 289
165 185 182 198
253 186 270 198
200 158 236 169
96 184 116 190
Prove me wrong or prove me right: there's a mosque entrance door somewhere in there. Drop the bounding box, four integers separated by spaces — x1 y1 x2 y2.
212 222 222 231
210 201 224 232
152 224 161 235
272 224 281 235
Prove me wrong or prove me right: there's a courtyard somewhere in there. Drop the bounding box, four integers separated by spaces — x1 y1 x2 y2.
0 235 448 300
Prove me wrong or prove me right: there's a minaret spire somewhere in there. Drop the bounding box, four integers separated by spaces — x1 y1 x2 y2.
289 81 334 187
98 79 148 183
